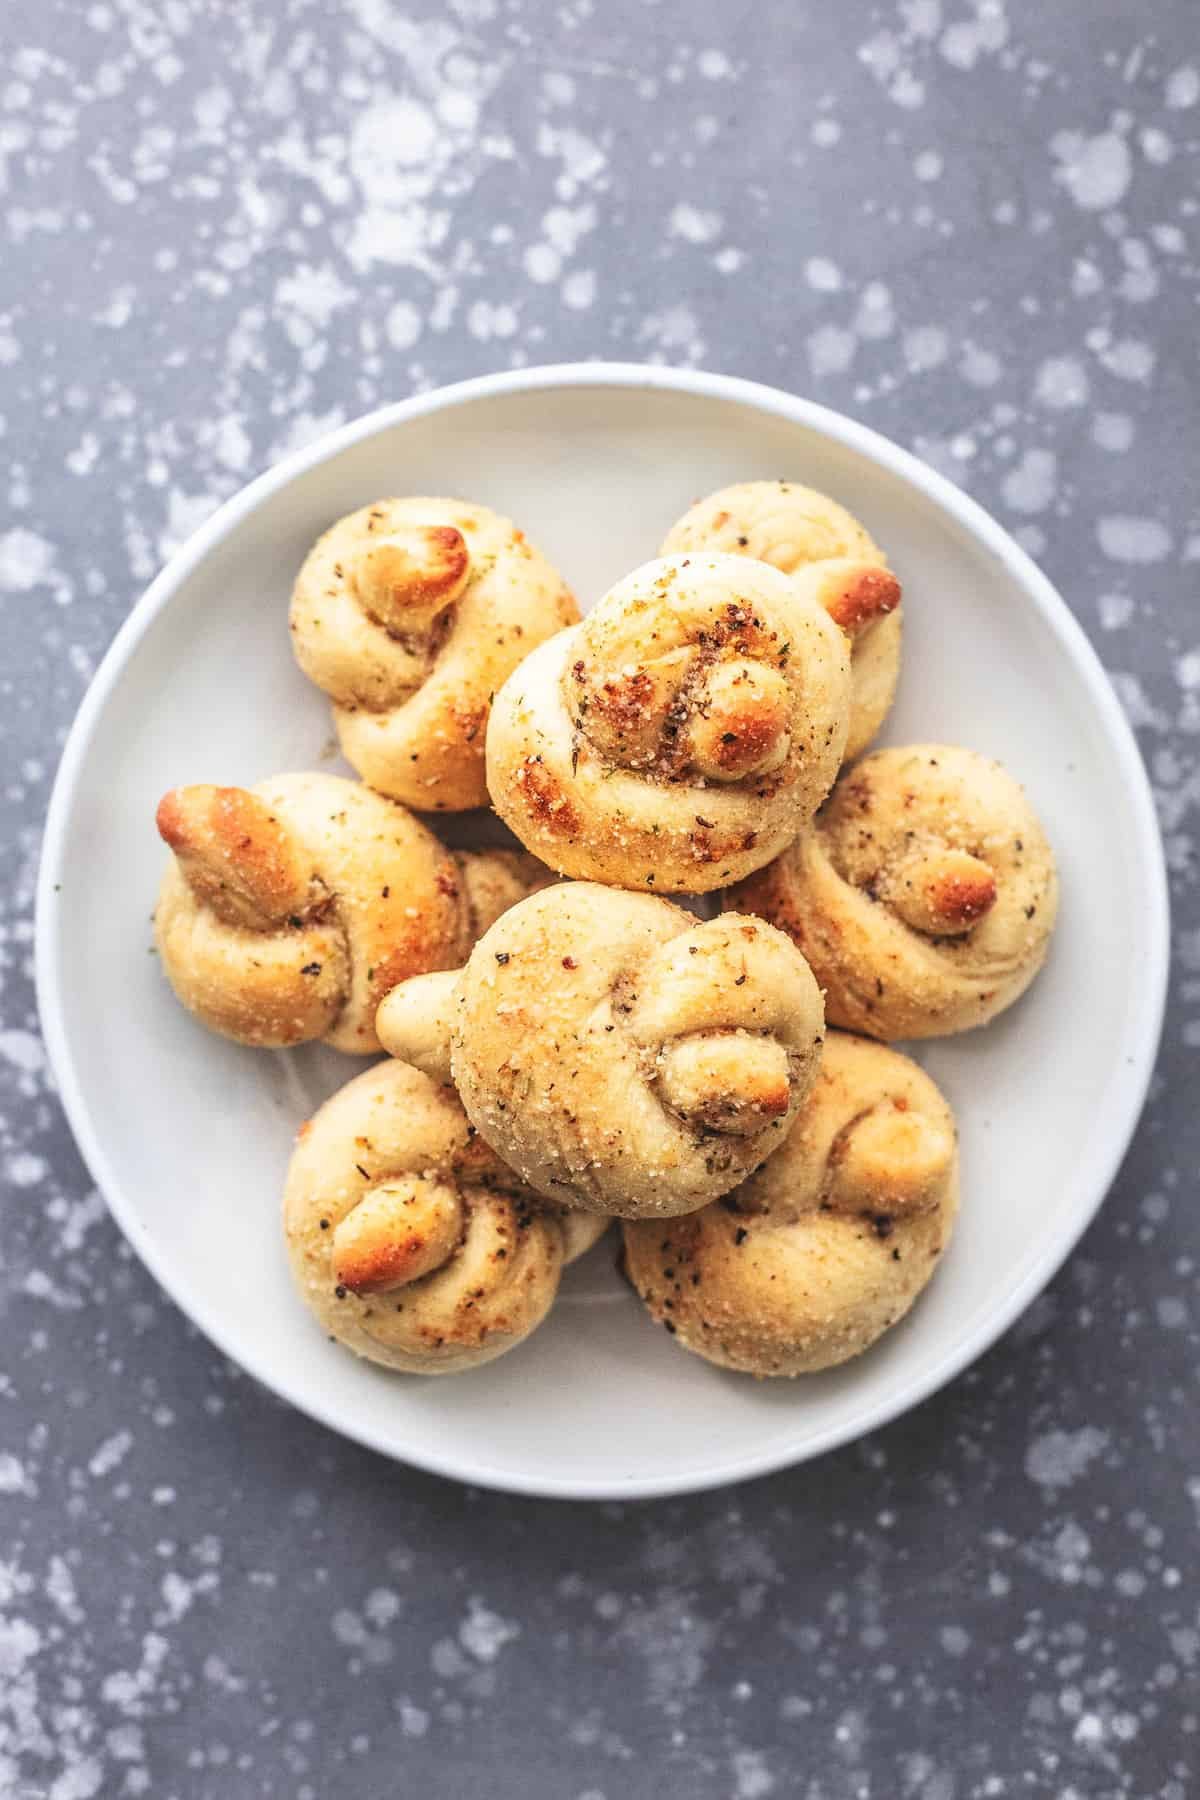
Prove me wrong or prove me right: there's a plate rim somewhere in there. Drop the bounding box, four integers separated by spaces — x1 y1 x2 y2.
35 360 1170 1500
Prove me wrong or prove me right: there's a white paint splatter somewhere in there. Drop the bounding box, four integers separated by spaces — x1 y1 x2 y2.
697 48 732 79
466 299 518 341
0 1453 32 1496
1071 256 1104 298
159 1571 193 1622
960 342 1001 386
1140 126 1172 167
807 325 856 376
1165 64 1199 108
804 256 842 293
1111 673 1167 731
1034 356 1088 409
0 529 55 593
1093 412 1134 452
669 203 722 244
1052 129 1132 211
88 1430 133 1479
459 1598 519 1663
0 1030 45 1074
854 282 894 340
1098 593 1134 630
902 0 943 40
1098 337 1156 382
5 1151 47 1188
523 242 560 283
562 268 596 309
940 4 1008 71
1002 449 1057 514
638 304 705 364
385 300 422 349
1097 516 1172 563
275 262 354 331
904 325 948 372
1025 1426 1108 1490
732 1748 775 1797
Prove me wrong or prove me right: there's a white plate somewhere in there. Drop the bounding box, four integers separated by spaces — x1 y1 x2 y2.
36 365 1168 1500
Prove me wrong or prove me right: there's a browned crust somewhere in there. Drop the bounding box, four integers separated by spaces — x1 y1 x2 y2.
156 785 310 927
824 567 902 634
355 525 470 629
623 1033 958 1374
335 1229 436 1294
585 668 659 744
512 756 581 835
925 866 998 927
696 699 787 776
401 524 470 605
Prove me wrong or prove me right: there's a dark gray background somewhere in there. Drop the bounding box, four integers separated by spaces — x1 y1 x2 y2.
1 2 1196 1795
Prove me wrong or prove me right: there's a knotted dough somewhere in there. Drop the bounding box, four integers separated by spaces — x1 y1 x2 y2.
376 881 827 1220
154 773 550 1053
728 744 1058 1038
290 497 578 810
486 551 851 893
623 1031 958 1374
662 480 901 760
283 1056 607 1374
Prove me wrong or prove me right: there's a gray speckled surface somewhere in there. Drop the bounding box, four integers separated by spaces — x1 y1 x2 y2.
2 1 1197 1794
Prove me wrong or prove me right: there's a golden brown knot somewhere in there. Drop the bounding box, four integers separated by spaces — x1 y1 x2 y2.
156 784 320 931
727 744 1058 1039
654 1032 792 1134
818 758 1001 935
881 846 999 936
622 1032 959 1376
290 497 577 811
377 882 827 1220
283 1057 609 1373
661 482 903 761
568 593 794 784
824 1097 956 1218
153 772 553 1053
330 1177 464 1295
663 480 885 572
818 562 902 637
487 552 850 892
351 525 471 638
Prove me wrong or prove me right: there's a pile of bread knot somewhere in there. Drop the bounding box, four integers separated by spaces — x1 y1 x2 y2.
153 481 1058 1380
